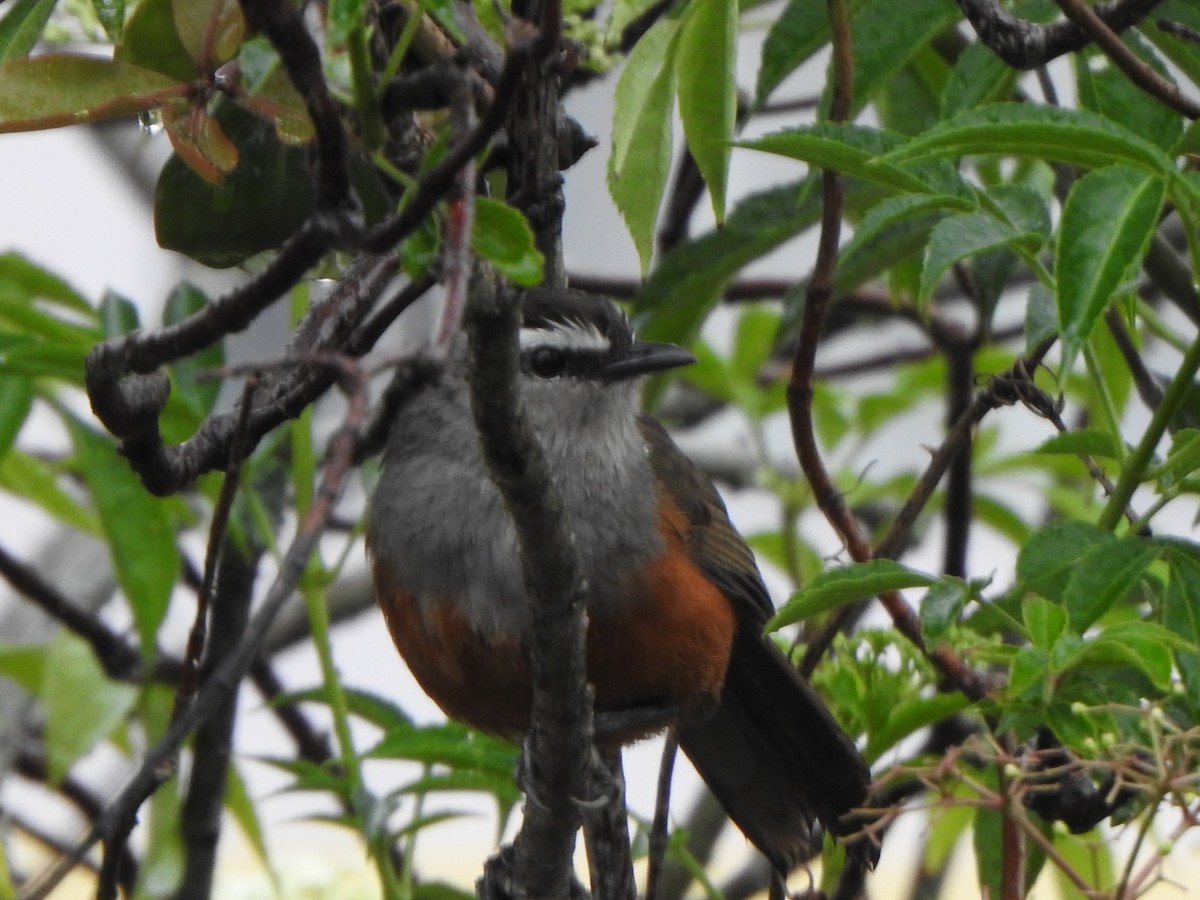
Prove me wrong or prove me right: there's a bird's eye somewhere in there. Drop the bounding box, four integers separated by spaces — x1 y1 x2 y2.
528 346 566 378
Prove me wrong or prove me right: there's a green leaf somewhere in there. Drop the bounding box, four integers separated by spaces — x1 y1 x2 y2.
1025 283 1057 352
879 103 1175 175
118 0 201 82
0 55 188 133
919 211 1031 307
0 0 57 62
1067 623 1176 690
163 282 223 419
1056 165 1165 370
99 289 140 339
0 252 92 315
0 450 102 534
172 0 245 68
42 633 137 782
328 0 363 45
863 692 970 763
0 644 46 694
1015 520 1114 604
1153 428 1200 487
0 374 32 461
920 579 972 638
1032 429 1119 460
66 417 180 656
742 124 933 195
609 19 677 273
225 762 274 880
674 0 737 222
278 685 414 733
1022 595 1066 649
634 178 822 347
368 722 518 774
92 0 125 42
941 39 1018 117
471 198 544 287
1163 550 1200 714
1063 538 1159 632
1075 40 1181 152
755 0 842 103
838 193 965 295
844 0 961 118
155 100 316 267
770 560 938 630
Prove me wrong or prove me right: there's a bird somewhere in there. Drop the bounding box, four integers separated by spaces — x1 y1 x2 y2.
365 287 874 873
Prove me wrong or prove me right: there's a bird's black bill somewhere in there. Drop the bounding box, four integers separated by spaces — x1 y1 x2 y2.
601 340 696 382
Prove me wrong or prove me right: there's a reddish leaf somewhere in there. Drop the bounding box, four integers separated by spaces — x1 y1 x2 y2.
0 55 189 133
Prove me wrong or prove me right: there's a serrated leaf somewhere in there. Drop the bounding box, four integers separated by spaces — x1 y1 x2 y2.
769 560 938 630
941 38 1018 117
879 103 1175 175
1057 165 1165 370
1164 550 1200 714
1032 429 1119 459
609 19 677 273
0 0 57 62
919 211 1029 306
634 178 822 347
755 0 842 103
368 723 518 774
1023 595 1066 649
471 198 544 287
920 578 970 638
42 633 137 782
844 0 961 118
1076 40 1180 152
838 193 966 294
742 124 932 195
1025 283 1057 352
1062 538 1159 632
1015 520 1114 603
674 0 736 223
0 55 189 133
66 417 180 656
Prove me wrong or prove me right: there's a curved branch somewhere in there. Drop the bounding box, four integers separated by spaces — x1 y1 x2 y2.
958 0 1166 69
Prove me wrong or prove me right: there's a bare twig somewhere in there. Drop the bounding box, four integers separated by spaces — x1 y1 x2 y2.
20 360 373 900
1054 0 1200 118
645 730 679 900
958 0 1166 69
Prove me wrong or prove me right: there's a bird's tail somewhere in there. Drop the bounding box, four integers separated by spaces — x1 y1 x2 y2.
677 626 876 872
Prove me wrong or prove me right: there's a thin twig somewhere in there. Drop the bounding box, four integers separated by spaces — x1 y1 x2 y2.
1054 0 1200 118
19 361 373 900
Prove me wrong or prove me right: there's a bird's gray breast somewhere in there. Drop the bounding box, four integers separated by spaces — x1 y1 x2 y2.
367 376 664 638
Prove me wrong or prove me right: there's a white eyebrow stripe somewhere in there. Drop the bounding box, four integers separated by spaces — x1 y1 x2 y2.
519 320 610 351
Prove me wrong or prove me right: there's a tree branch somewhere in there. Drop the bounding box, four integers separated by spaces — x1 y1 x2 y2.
957 0 1166 69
